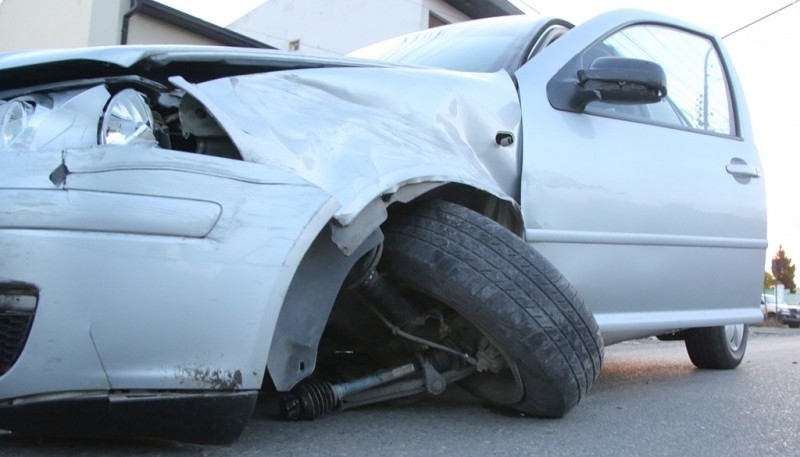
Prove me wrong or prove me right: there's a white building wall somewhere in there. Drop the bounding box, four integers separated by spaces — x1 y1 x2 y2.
229 0 469 56
87 0 126 46
126 15 224 46
0 0 231 51
0 0 96 51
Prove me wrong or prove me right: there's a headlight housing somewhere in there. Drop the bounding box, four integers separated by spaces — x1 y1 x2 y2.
0 86 160 152
99 89 157 146
0 98 35 149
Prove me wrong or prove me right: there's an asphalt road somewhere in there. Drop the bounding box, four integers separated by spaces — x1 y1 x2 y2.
2 327 798 457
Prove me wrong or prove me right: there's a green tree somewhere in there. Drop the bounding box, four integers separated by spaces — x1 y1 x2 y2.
771 245 797 293
764 271 776 289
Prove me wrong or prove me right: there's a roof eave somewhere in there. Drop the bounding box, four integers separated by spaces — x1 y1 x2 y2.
127 0 275 49
442 0 523 19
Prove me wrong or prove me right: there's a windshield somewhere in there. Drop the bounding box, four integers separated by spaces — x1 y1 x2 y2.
763 294 786 305
348 16 550 73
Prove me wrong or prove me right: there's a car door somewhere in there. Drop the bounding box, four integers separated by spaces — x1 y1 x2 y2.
515 10 766 343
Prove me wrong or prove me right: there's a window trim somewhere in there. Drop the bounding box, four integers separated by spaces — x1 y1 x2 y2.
547 21 742 139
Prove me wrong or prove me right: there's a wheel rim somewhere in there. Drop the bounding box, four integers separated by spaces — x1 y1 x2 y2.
439 313 525 405
724 324 745 352
458 345 525 405
389 283 527 405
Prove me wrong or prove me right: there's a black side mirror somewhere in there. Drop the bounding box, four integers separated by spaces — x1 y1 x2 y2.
548 57 668 113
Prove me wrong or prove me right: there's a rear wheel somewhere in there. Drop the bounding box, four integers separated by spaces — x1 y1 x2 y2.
684 324 748 369
380 200 603 417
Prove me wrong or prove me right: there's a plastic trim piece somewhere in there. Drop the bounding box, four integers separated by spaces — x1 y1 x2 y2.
0 390 258 444
525 229 767 249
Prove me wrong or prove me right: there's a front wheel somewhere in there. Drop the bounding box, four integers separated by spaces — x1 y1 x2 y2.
684 324 748 369
380 200 604 417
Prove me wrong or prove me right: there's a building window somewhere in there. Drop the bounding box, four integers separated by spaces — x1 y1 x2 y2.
428 13 448 28
288 39 300 51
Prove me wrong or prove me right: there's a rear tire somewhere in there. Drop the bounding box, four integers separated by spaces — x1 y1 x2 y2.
380 200 603 417
684 324 748 369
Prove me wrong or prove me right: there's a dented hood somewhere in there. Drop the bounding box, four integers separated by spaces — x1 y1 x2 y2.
0 45 383 73
174 66 522 224
0 45 392 97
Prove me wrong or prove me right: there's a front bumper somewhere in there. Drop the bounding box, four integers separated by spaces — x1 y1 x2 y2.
0 390 258 444
778 311 800 326
0 146 338 437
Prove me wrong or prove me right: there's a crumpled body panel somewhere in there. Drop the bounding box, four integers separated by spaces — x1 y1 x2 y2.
178 66 523 224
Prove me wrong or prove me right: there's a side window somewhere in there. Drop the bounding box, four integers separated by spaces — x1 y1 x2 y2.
584 25 735 136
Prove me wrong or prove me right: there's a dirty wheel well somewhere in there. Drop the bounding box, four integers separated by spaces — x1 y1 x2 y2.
403 183 523 236
265 185 521 392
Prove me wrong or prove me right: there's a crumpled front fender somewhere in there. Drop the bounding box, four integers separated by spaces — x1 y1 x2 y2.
173 66 522 228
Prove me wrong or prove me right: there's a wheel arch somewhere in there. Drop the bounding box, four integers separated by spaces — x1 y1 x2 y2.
331 181 524 255
414 182 524 236
267 180 523 391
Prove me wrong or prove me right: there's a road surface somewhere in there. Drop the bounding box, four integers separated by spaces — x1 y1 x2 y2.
1 327 798 457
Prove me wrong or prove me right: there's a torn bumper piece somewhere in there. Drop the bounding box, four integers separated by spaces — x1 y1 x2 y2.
0 391 258 444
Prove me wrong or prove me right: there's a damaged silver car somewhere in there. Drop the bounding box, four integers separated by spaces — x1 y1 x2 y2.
0 9 766 444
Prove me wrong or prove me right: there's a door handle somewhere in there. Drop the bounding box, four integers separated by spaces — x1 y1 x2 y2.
726 159 761 178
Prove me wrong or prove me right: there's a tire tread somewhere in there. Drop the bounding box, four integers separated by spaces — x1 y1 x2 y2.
381 200 604 416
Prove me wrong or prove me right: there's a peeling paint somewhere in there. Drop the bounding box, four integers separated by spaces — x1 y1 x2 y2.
175 367 243 390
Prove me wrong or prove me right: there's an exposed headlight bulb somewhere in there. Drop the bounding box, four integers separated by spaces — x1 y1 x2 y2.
99 89 156 146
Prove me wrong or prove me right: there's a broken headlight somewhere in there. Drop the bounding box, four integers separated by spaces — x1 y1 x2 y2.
0 86 161 152
99 89 157 146
0 87 111 152
0 98 34 149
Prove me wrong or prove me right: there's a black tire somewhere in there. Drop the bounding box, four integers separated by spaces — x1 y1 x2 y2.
380 200 603 417
684 324 748 369
788 323 799 329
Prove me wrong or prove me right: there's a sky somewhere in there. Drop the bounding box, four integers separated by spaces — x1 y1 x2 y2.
161 0 800 271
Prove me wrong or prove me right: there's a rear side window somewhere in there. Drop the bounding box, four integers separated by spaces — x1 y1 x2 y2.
584 25 736 136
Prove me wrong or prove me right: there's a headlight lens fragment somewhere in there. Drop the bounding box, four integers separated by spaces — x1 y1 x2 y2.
99 89 157 146
1 99 34 149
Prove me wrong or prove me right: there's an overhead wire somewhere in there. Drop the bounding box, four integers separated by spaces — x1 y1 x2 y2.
722 0 799 39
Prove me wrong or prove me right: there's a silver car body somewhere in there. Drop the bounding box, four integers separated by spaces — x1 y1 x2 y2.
0 55 523 400
0 8 766 440
515 11 765 343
